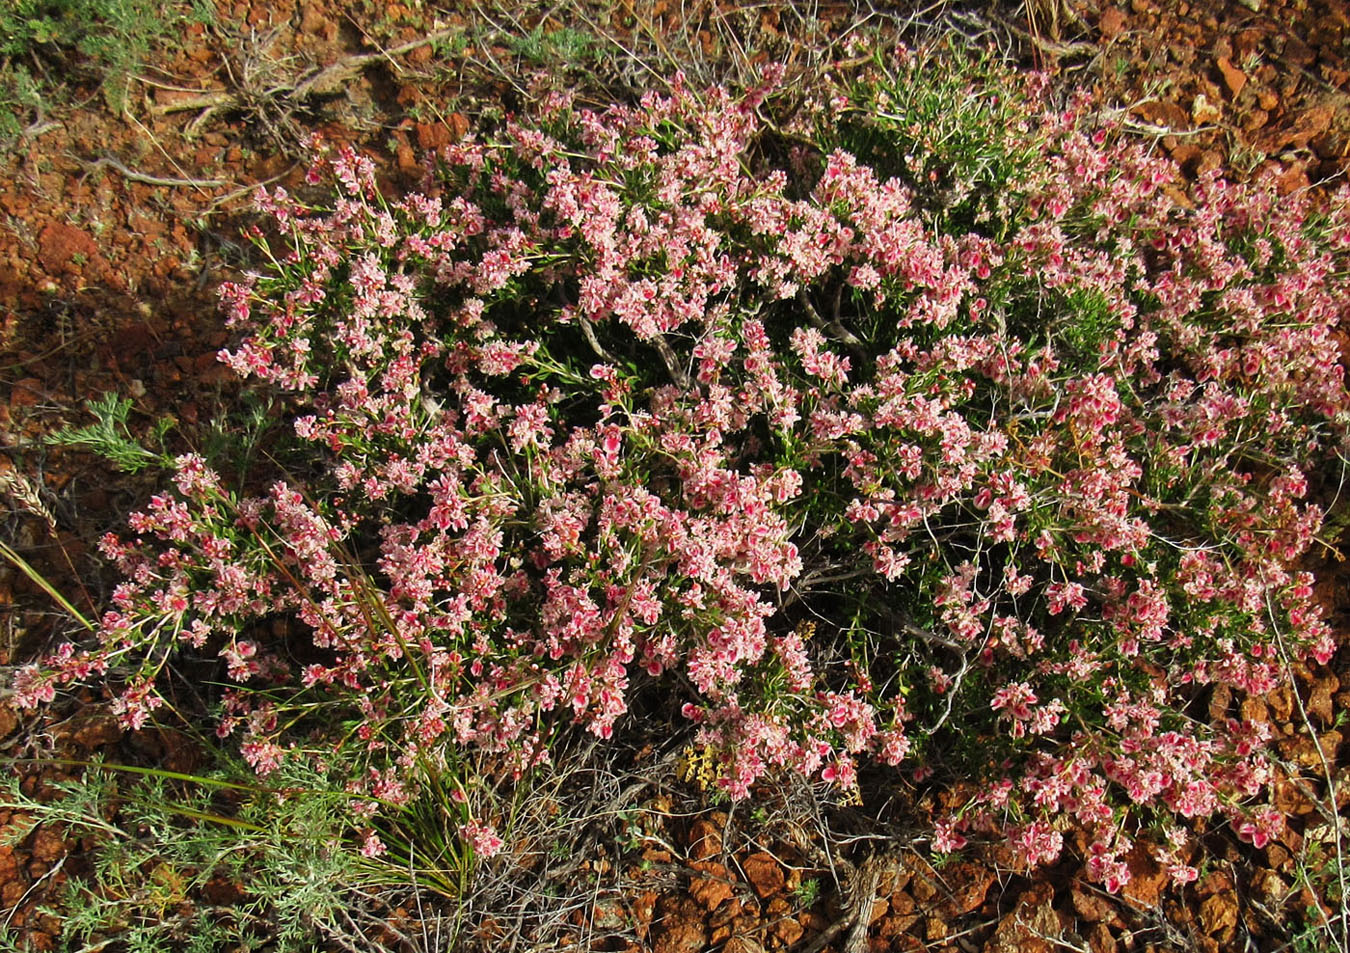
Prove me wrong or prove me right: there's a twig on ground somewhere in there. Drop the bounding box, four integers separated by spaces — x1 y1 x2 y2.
795 852 901 953
203 164 304 215
76 155 226 189
149 29 459 117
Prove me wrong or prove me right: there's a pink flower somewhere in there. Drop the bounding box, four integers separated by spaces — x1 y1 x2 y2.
932 818 967 852
360 831 387 858
1234 808 1283 849
460 820 506 858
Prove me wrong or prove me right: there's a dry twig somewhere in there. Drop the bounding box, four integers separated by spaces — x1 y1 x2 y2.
76 155 226 189
148 30 459 118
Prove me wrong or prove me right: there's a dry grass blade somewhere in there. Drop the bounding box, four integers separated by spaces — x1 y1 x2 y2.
1267 590 1350 953
0 537 93 631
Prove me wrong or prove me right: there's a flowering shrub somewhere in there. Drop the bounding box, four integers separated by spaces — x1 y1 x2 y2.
15 50 1350 890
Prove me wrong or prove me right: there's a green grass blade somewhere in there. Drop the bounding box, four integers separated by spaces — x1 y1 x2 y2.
0 538 94 630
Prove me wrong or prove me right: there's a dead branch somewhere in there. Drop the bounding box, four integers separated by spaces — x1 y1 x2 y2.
148 29 458 117
77 155 226 189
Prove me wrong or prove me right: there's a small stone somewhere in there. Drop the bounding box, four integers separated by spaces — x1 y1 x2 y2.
1216 57 1247 98
1266 685 1294 721
687 819 722 860
1196 150 1225 175
1199 893 1238 940
591 899 627 929
942 863 994 915
1266 843 1292 870
742 852 785 899
1240 696 1269 724
1100 7 1128 38
1208 683 1233 721
1254 869 1289 903
37 223 100 277
415 122 452 150
396 139 418 174
1169 143 1203 171
989 883 1059 953
201 877 247 905
689 860 735 911
1292 106 1335 148
1284 35 1315 67
1308 675 1339 726
708 898 741 931
724 939 766 953
1283 730 1341 767
0 845 20 882
1273 777 1317 815
29 828 66 864
1088 922 1115 953
652 898 707 953
767 899 804 946
1 880 24 907
70 710 122 749
632 890 659 937
1138 99 1190 129
1123 845 1168 907
1071 886 1116 924
1192 93 1222 125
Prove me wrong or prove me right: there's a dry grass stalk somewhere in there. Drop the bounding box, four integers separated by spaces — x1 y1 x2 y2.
0 461 57 532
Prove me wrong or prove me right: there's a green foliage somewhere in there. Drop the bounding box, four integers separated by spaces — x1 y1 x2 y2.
47 392 172 473
792 876 822 908
197 390 286 486
507 24 600 68
0 756 406 952
1289 831 1350 953
823 38 1041 237
0 0 201 136
0 63 40 139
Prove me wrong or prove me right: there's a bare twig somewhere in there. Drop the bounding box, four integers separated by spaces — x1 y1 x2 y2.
76 155 226 189
150 29 459 117
799 289 865 358
650 334 690 389
203 164 305 215
578 315 618 364
796 852 900 953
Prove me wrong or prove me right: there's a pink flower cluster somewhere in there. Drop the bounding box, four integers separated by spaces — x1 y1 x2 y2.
15 61 1349 879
